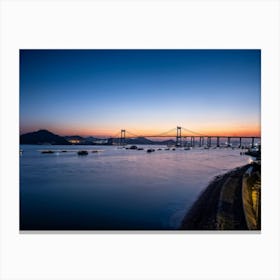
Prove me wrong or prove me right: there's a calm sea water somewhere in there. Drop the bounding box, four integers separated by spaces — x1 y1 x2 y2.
20 144 253 230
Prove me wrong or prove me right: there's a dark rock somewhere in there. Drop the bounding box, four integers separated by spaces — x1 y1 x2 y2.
41 150 54 154
129 145 138 150
77 150 88 156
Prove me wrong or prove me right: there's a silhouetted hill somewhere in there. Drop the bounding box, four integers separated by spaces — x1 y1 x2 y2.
20 130 70 145
157 139 176 145
84 136 100 142
20 130 177 146
124 137 176 145
126 137 155 145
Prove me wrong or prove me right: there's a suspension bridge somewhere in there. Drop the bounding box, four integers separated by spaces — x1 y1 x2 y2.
109 126 261 148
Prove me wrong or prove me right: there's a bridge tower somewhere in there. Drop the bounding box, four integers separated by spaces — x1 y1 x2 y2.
120 129 126 146
176 126 182 147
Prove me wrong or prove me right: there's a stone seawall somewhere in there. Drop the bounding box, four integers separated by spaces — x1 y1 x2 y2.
180 164 260 230
242 166 261 230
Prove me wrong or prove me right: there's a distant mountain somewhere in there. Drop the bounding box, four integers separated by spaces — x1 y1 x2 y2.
157 139 176 145
20 130 70 145
20 130 177 146
124 137 176 145
126 137 155 145
84 136 100 142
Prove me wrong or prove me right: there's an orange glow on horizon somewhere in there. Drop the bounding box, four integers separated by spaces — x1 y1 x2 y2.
23 122 260 138
53 126 260 138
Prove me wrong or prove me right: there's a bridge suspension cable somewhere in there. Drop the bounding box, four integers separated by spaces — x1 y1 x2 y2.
117 127 204 138
125 128 178 138
152 127 177 137
111 131 121 138
181 127 204 136
126 130 140 137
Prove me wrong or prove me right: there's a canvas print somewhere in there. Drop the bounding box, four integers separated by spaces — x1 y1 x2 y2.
20 50 261 231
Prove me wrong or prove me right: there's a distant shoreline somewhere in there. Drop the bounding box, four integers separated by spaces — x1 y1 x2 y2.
180 164 258 230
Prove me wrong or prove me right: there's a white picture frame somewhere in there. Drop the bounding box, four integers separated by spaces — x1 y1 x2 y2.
0 0 279 279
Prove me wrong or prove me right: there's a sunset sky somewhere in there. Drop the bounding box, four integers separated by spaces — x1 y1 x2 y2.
20 49 261 137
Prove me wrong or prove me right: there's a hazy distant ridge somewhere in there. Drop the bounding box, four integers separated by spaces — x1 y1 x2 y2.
20 129 176 145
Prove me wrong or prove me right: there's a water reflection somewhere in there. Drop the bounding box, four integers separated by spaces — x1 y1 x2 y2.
20 145 251 230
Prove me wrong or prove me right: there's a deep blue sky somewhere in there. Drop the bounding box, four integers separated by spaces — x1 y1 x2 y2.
20 50 260 137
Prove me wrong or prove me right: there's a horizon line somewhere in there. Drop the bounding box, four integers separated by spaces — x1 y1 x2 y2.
20 128 261 138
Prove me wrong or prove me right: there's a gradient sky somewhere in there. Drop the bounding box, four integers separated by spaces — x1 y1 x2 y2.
20 50 261 137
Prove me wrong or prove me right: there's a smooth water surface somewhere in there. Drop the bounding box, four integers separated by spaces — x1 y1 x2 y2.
20 145 252 230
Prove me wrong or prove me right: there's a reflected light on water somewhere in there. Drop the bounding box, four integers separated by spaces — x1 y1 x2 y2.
20 145 253 230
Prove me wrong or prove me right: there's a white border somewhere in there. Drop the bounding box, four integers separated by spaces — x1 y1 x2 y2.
1 0 280 279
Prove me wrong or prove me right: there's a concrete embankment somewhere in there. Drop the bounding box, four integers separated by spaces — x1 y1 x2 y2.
242 164 261 230
180 163 261 230
216 165 249 230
